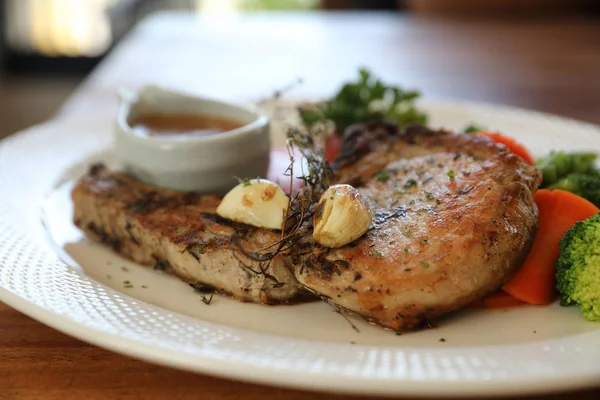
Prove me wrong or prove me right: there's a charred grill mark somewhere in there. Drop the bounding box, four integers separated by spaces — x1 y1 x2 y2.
399 123 432 144
371 206 408 228
125 222 139 245
86 222 122 252
334 121 398 169
153 259 172 272
189 282 216 294
173 229 201 245
126 190 203 214
89 163 106 177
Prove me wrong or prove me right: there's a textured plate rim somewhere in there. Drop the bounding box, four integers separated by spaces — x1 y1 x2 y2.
3 285 600 398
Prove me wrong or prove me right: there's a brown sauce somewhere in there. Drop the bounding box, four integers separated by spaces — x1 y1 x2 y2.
130 113 243 139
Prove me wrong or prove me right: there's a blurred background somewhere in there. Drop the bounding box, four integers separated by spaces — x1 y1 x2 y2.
0 0 599 139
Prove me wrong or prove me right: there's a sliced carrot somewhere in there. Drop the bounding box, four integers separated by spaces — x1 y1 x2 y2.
502 189 600 305
468 290 525 309
478 131 535 166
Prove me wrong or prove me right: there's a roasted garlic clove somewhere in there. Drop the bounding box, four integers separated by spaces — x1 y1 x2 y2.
313 184 372 248
216 179 289 230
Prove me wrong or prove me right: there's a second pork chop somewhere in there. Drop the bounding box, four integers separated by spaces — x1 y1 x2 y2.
72 164 313 304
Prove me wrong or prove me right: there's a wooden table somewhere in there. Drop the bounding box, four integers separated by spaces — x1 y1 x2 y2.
3 11 600 400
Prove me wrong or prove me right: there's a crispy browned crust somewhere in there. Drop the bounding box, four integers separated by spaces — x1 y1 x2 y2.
294 123 542 331
72 164 315 305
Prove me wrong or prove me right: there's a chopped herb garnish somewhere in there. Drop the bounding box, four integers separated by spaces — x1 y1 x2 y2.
209 237 217 244
200 294 214 305
420 238 429 244
379 232 388 237
236 177 252 187
297 68 428 134
375 169 390 182
141 285 148 289
396 331 402 336
402 229 412 238
123 280 130 285
404 247 409 255
204 229 210 233
447 170 455 180
198 244 206 254
370 251 383 258
121 266 129 272
124 285 134 289
350 341 357 344
439 338 446 342
463 124 485 134
425 192 435 201
422 262 430 268
437 163 444 168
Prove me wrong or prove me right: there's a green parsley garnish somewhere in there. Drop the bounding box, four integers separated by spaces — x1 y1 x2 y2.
439 338 446 342
298 68 428 134
447 170 455 180
375 169 390 182
463 124 485 134
121 266 129 272
236 177 252 187
422 262 430 268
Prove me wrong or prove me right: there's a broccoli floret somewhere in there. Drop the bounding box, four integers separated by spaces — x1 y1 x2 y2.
537 151 599 187
549 173 600 207
556 213 600 321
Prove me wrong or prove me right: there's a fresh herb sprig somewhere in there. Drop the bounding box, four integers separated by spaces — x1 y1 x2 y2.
299 68 428 134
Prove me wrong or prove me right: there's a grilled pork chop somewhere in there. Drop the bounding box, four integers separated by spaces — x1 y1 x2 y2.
72 122 541 331
72 164 312 304
294 123 542 330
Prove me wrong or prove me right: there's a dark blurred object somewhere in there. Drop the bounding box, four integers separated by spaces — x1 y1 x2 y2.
0 0 144 75
404 0 600 16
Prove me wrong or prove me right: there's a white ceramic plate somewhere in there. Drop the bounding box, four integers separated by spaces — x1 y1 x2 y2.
2 100 600 398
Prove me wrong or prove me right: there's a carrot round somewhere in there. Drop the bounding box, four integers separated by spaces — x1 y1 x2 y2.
478 131 535 165
502 189 600 305
468 290 525 309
